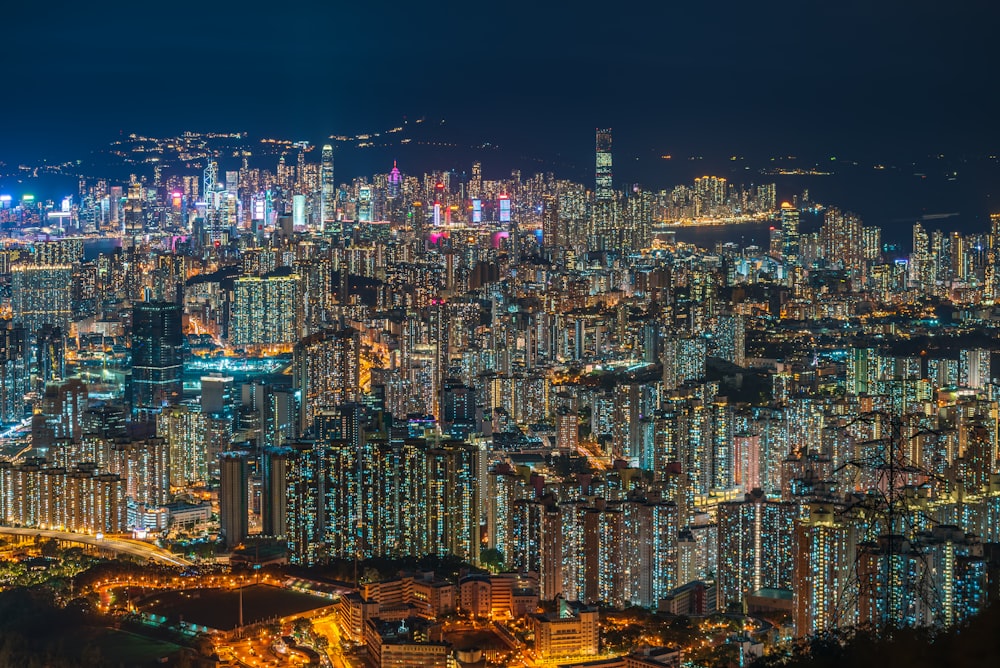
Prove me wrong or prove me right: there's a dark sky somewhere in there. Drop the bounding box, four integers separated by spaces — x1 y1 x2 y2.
3 1 999 170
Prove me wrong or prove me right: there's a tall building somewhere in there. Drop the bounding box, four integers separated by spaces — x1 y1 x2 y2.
131 301 183 418
261 446 293 538
717 491 795 610
595 129 613 202
792 502 855 637
219 451 249 549
0 324 28 423
229 275 301 348
780 202 800 265
31 378 88 452
10 264 73 335
592 128 617 251
157 404 208 487
320 144 335 231
34 324 65 388
293 328 362 433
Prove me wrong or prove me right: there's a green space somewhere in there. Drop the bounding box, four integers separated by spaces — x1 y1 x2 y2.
138 584 329 630
67 628 183 665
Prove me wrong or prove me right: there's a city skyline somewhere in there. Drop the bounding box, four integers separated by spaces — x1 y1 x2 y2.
1 3 1000 666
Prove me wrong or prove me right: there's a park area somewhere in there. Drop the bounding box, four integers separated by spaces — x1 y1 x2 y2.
138 584 331 631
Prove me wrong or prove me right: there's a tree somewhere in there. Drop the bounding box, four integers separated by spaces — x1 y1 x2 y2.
480 548 504 573
40 539 60 558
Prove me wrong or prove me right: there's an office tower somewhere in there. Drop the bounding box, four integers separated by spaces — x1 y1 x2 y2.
229 275 301 348
793 502 855 637
122 181 146 237
469 161 482 199
0 324 28 423
10 264 73 335
717 491 795 610
541 193 561 250
592 128 616 250
219 451 249 549
203 161 218 203
261 446 293 538
595 129 613 201
291 194 306 229
293 328 361 433
388 161 402 199
780 202 800 264
131 301 183 418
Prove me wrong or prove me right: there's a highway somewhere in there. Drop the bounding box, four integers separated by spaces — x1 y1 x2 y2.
0 527 193 566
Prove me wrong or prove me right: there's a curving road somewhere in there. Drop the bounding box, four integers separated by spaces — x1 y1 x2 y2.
0 527 193 567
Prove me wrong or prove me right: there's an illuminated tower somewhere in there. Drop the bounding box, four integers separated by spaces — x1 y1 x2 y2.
780 202 800 264
0 324 28 424
469 161 482 200
388 161 402 199
593 128 619 251
320 144 335 232
433 181 444 227
595 129 613 201
131 301 183 419
203 161 218 204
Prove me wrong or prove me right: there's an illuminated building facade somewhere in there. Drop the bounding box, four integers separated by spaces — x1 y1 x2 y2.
229 275 301 347
131 301 183 418
10 264 72 335
717 491 795 610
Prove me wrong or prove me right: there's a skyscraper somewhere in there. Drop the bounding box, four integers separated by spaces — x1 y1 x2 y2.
780 202 800 264
595 129 613 202
0 324 28 423
131 301 183 418
592 129 616 251
320 144 335 232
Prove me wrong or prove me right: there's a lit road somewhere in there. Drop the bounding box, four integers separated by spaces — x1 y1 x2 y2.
0 527 193 566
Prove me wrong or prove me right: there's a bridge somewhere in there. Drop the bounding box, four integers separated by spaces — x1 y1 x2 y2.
0 527 193 567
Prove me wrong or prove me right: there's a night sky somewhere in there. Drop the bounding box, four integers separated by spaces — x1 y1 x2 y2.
4 1 1000 173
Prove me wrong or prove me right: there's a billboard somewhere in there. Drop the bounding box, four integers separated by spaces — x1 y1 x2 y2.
499 195 511 223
